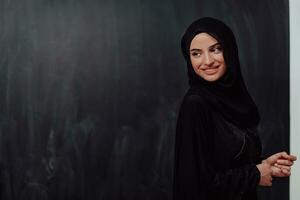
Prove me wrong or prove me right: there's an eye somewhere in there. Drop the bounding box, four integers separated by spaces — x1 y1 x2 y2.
191 51 201 57
211 46 223 54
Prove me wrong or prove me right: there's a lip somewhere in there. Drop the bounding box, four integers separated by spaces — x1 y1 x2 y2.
202 66 220 75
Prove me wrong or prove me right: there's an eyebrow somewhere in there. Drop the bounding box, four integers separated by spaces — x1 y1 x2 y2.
190 42 221 51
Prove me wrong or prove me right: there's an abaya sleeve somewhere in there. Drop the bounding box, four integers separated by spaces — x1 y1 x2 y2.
174 95 261 200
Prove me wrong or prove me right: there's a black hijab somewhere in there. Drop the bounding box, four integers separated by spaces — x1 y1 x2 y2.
181 17 260 128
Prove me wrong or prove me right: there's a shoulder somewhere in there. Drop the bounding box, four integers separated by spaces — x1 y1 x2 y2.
179 94 210 114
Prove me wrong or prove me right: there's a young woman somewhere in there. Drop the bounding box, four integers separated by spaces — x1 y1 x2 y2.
173 17 296 200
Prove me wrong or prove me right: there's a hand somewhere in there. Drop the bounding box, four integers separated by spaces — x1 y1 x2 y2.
256 163 273 186
263 152 297 166
263 151 297 178
271 165 291 177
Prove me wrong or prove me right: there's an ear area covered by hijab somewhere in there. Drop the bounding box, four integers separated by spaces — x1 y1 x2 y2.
181 17 260 128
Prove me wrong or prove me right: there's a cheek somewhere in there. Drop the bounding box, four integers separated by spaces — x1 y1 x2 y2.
214 54 225 63
221 64 227 73
212 54 227 75
218 63 227 77
190 57 202 70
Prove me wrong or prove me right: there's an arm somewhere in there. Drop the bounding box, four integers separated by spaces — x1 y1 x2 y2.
174 95 268 199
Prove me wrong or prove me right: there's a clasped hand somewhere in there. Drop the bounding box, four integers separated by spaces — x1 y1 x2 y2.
256 152 297 186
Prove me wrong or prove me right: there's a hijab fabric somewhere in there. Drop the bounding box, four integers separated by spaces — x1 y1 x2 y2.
181 17 260 128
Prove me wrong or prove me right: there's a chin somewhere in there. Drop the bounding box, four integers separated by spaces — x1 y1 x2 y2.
194 67 226 82
203 76 220 82
199 73 222 82
200 69 226 82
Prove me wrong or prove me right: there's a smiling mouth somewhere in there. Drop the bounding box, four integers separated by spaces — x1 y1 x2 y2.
202 66 220 75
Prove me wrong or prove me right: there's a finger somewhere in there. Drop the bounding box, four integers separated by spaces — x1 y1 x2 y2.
277 159 293 166
274 171 289 177
289 155 297 161
281 169 291 175
272 169 289 177
279 152 290 158
272 165 291 177
281 151 288 156
270 152 290 162
279 152 297 161
272 152 287 160
274 163 291 170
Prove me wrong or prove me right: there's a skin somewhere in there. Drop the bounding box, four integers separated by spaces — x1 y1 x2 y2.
257 152 297 186
189 33 227 82
189 32 297 187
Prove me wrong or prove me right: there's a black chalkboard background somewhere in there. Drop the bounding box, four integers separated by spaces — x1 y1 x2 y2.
0 0 289 199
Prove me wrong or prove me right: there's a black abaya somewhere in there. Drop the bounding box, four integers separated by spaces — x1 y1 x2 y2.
173 17 263 200
173 89 262 200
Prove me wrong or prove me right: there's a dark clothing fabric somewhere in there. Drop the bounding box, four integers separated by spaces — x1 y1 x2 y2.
173 17 263 199
180 17 260 128
173 89 262 200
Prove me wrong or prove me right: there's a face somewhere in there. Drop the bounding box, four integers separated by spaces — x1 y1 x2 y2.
189 32 227 82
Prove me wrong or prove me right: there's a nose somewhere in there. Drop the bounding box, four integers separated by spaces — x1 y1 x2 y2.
203 52 213 66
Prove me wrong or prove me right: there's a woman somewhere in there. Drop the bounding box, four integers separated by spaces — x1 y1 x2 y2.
173 17 296 200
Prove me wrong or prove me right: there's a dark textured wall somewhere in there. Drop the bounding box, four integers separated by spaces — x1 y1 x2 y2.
0 0 289 199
